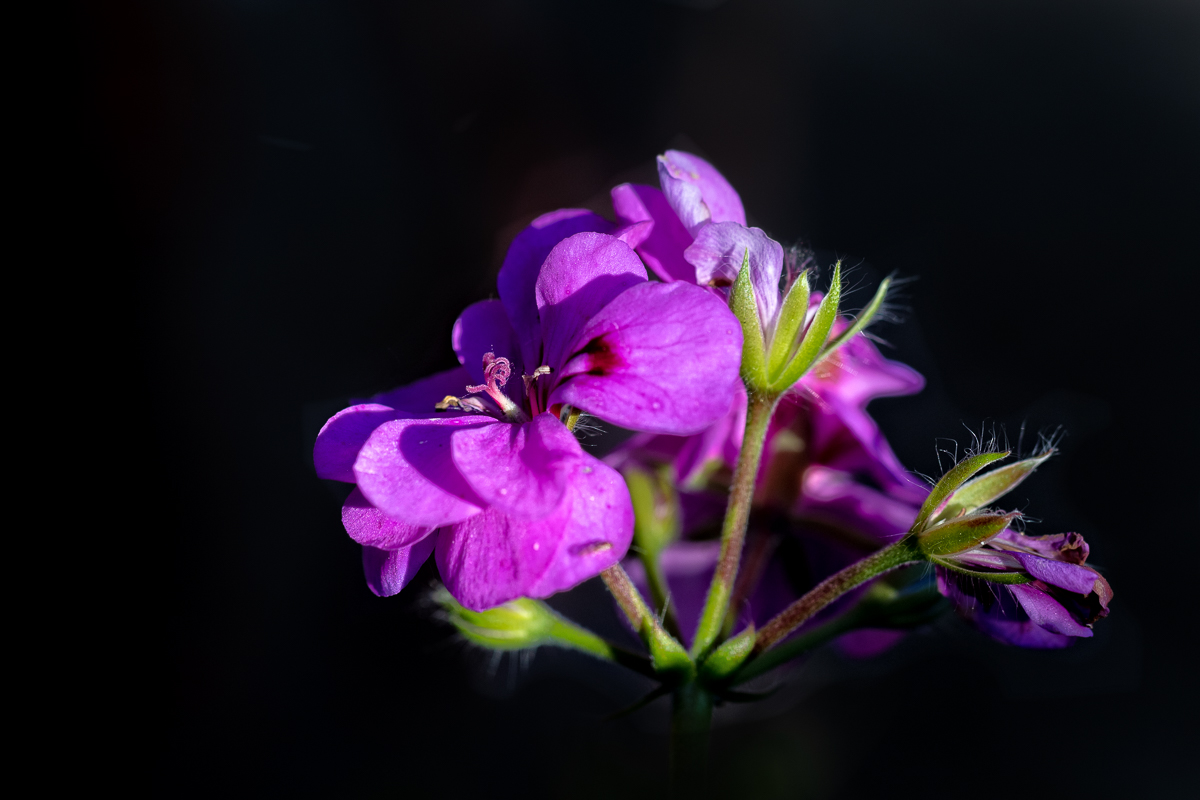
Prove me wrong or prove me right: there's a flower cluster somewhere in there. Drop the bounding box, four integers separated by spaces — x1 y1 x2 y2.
315 148 1112 671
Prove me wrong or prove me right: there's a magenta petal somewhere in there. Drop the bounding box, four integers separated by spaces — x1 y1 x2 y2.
613 220 654 250
553 281 743 435
362 535 437 598
1010 552 1099 595
1009 584 1094 638
451 300 524 409
657 150 746 236
611 183 697 283
353 416 489 526
342 486 436 550
451 413 583 519
314 404 402 482
535 232 648 373
498 209 615 369
800 326 926 409
435 506 562 611
367 366 475 415
525 456 633 598
686 222 783 331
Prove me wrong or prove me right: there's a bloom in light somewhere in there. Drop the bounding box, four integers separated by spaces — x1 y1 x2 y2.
315 211 743 610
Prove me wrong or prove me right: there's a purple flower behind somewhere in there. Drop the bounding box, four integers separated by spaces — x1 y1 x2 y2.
937 529 1113 648
315 211 744 610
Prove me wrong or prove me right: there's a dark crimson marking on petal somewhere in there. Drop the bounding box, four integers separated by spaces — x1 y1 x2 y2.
578 335 624 377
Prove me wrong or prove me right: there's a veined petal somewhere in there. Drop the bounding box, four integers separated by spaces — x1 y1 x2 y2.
362 536 438 598
524 455 634 598
536 232 647 373
553 281 742 435
367 366 475 415
657 150 745 236
450 413 583 520
685 222 783 333
611 183 697 283
1010 552 1099 595
1009 584 1094 638
342 486 436 550
498 209 615 369
435 504 564 611
353 416 489 527
314 403 402 482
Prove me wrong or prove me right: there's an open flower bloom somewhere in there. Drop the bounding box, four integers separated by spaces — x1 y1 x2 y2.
314 211 744 610
936 529 1113 648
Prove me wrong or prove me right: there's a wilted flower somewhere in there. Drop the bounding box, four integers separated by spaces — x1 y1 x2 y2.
315 212 743 610
936 528 1113 648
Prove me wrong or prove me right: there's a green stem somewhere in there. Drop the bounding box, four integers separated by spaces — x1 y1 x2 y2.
545 618 657 679
732 606 863 685
640 549 683 640
752 538 922 654
691 390 778 658
670 682 713 795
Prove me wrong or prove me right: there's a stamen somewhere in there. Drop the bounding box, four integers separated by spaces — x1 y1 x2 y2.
462 352 527 423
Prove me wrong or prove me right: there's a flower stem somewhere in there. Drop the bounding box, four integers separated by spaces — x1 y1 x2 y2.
640 549 683 640
601 563 655 631
544 617 657 679
670 682 713 794
691 390 777 658
751 538 922 655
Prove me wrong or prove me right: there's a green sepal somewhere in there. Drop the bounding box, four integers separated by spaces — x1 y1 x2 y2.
624 464 680 557
699 625 756 682
730 249 769 390
930 449 1054 525
931 557 1036 585
816 275 890 362
765 270 811 380
768 261 842 391
910 451 1010 533
916 511 1020 556
646 621 693 678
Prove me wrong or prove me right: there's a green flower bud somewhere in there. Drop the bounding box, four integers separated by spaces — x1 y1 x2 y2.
730 250 769 390
699 625 756 683
909 451 1011 533
437 589 558 650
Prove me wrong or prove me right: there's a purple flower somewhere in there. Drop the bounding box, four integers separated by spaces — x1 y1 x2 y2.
314 211 744 610
936 529 1113 648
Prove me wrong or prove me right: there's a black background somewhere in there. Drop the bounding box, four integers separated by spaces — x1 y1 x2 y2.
83 1 1197 796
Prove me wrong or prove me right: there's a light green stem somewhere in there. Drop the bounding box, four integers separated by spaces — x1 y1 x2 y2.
546 617 656 679
691 390 778 658
640 549 683 639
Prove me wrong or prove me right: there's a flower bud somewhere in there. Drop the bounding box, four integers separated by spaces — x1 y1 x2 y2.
437 588 557 650
729 249 770 390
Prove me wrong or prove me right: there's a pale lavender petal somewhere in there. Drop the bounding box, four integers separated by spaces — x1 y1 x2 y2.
314 404 402 482
553 281 743 435
685 222 783 332
797 466 921 542
342 486 435 550
535 232 647 373
436 505 563 611
362 535 438 598
524 455 634 597
800 321 925 409
613 220 654 250
452 299 525 384
1009 584 1094 638
610 183 697 283
658 150 746 235
450 413 583 520
994 529 1090 565
353 416 489 527
497 209 615 369
368 366 475 415
1010 552 1099 595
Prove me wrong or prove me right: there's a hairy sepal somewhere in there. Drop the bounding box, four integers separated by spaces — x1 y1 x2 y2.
932 558 1036 585
768 261 841 392
766 271 810 381
917 511 1020 557
930 449 1054 525
911 451 1010 533
816 275 890 362
730 249 769 390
